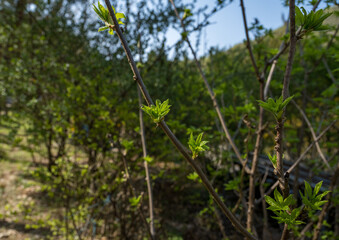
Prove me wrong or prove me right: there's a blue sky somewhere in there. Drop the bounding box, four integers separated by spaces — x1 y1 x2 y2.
166 0 328 56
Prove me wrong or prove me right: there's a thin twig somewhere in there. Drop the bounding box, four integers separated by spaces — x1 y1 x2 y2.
240 0 261 81
292 100 332 171
239 0 265 232
138 87 156 239
103 1 256 239
137 31 156 239
264 60 277 99
169 0 251 174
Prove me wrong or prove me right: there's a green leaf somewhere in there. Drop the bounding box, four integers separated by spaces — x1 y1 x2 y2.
188 132 209 159
313 181 322 198
274 188 283 204
265 195 281 210
98 26 109 32
116 12 126 19
305 181 312 198
141 99 171 124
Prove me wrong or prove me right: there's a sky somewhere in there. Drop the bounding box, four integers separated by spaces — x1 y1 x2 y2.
166 0 328 56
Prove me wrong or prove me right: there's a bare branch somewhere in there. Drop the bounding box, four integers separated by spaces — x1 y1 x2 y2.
240 0 261 81
292 100 332 171
264 60 277 99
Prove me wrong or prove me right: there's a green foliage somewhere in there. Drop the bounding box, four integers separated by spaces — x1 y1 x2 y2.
295 7 332 36
224 177 241 191
129 195 142 208
188 132 209 159
93 2 126 35
265 189 302 229
299 181 330 211
267 153 277 169
187 172 201 183
257 95 294 121
182 9 193 20
266 181 331 231
141 99 171 124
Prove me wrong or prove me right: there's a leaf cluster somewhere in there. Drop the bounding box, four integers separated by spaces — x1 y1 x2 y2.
141 99 171 124
299 181 329 211
93 2 126 35
188 133 209 159
265 189 303 229
295 7 332 36
257 95 294 121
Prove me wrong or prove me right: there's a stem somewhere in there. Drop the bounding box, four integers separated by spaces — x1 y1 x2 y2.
264 60 277 99
239 0 265 233
240 0 260 80
103 1 256 239
138 87 156 239
169 0 251 174
137 30 156 239
275 1 296 215
292 100 332 171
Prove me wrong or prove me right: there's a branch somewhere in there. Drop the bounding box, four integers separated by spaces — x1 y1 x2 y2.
264 60 277 99
103 1 256 239
292 100 332 171
274 0 296 199
137 31 156 238
240 0 261 81
169 0 251 174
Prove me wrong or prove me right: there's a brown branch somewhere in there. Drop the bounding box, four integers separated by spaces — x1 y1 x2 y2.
292 100 332 171
264 60 277 99
103 1 256 239
260 168 270 240
169 0 251 174
138 87 156 239
137 32 156 238
238 2 266 233
240 0 261 81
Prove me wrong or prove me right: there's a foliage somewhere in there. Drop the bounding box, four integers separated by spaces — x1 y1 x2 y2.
267 152 277 169
295 6 332 36
266 181 330 231
93 2 126 35
0 0 337 238
257 95 294 120
188 132 209 159
299 181 330 212
141 99 171 124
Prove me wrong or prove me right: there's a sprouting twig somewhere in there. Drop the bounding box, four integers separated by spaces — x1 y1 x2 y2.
275 0 297 208
103 1 256 239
